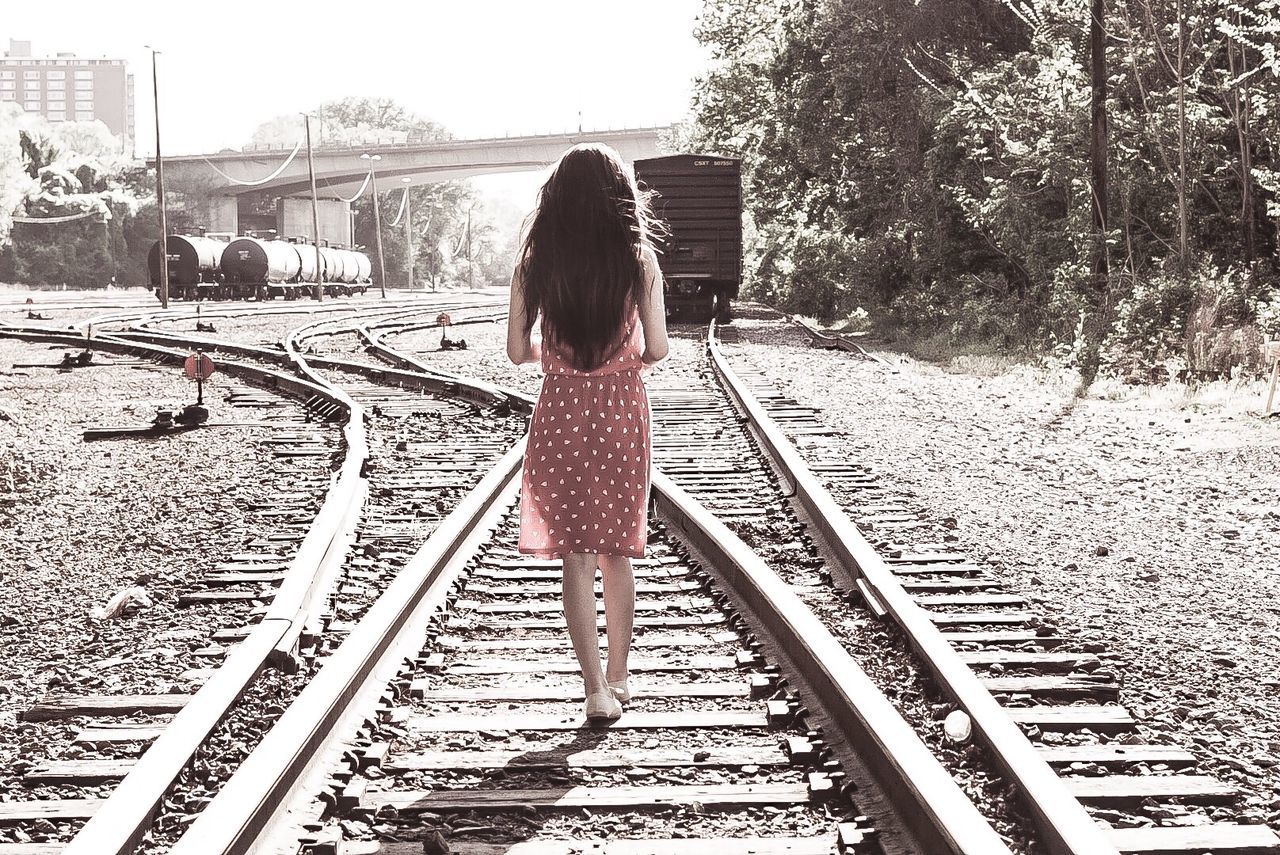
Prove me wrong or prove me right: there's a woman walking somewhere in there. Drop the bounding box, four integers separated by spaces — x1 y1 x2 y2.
506 143 669 721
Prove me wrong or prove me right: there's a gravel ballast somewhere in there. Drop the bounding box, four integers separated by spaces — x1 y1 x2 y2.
0 339 336 845
725 310 1280 831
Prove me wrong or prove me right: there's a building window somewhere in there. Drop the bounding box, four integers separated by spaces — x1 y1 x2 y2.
74 70 93 79
47 80 64 91
47 111 66 121
0 91 14 100
74 100 93 111
47 100 65 111
75 80 93 91
24 101 40 111
46 70 64 80
0 81 13 90
24 70 39 79
75 111 94 121
24 79 40 91
0 71 13 79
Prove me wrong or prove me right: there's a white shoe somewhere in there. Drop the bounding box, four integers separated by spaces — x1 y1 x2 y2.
585 690 623 721
608 679 631 703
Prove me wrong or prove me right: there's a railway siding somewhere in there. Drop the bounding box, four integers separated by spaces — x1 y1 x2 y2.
724 306 1280 853
0 335 341 852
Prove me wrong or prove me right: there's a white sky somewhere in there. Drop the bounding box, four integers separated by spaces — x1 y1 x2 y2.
3 0 710 207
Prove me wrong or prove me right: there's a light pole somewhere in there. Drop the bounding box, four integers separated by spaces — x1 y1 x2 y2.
361 153 387 298
414 198 443 292
303 113 323 301
465 203 474 291
401 178 415 290
145 46 168 308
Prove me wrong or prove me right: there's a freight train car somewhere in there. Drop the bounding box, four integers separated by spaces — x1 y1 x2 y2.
147 235 226 301
150 234 372 301
220 237 372 299
633 154 742 322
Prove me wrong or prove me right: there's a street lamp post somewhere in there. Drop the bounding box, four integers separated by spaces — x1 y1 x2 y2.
303 113 323 301
401 178 414 290
426 202 442 291
146 46 168 308
362 153 387 298
465 203 474 291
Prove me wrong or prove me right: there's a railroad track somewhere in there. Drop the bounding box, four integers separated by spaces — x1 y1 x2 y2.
357 319 1075 849
367 312 1280 854
783 316 897 374
0 323 361 854
0 303 522 855
72 317 1021 855
5 296 1277 853
706 307 1280 854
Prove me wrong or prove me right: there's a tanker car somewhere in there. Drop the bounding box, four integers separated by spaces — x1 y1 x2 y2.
633 154 742 322
146 235 226 301
149 234 372 301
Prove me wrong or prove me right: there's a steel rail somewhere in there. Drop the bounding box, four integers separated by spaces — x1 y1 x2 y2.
59 290 504 337
0 326 367 855
264 304 505 656
158 331 1020 855
650 470 1009 854
2 316 1018 853
167 442 526 855
0 316 504 855
705 319 1118 855
787 314 899 373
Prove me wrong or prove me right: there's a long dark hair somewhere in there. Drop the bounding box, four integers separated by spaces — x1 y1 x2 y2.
518 142 664 371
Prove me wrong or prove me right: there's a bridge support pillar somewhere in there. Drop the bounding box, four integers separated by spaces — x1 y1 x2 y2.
200 195 238 236
278 197 353 248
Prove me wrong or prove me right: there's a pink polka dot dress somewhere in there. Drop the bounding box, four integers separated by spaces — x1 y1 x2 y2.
518 304 651 559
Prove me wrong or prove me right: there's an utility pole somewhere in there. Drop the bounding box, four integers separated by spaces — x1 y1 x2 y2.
304 114 323 301
402 178 414 289
1176 0 1188 278
1083 0 1109 384
1089 0 1108 280
362 153 387 297
148 47 168 308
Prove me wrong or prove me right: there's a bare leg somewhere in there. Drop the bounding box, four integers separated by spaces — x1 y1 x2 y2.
599 554 635 683
562 553 607 695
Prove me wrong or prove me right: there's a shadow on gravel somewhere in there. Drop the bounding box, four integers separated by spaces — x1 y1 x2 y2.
422 725 615 850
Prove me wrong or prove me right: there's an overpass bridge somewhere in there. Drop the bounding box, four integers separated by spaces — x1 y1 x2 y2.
157 126 670 245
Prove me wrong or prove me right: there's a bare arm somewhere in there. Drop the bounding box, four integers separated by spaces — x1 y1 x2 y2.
638 246 669 365
506 265 541 365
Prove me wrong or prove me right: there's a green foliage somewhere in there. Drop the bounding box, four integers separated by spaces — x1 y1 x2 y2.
0 104 30 244
692 0 1280 374
249 97 452 148
3 111 150 286
1106 265 1200 373
11 217 113 288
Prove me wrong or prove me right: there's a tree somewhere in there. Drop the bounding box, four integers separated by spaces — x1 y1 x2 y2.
250 96 452 148
1081 0 1111 386
0 103 31 245
3 111 154 287
692 0 1280 377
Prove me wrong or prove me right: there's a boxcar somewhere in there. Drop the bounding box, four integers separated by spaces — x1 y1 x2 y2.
633 154 742 322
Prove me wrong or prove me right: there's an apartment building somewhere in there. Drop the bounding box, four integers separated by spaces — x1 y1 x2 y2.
1 39 135 155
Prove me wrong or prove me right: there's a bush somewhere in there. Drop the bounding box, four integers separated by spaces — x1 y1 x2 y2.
1105 267 1199 376
10 218 112 288
1106 264 1276 380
